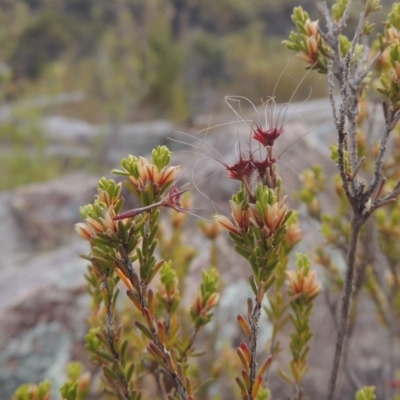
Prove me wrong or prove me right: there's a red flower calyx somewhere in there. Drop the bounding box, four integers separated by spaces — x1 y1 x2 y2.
252 124 283 147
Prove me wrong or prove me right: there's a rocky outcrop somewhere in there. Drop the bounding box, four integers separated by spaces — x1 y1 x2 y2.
0 173 97 398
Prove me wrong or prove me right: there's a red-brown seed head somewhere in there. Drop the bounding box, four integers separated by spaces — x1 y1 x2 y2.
252 125 283 147
249 147 278 188
251 152 276 175
224 156 254 181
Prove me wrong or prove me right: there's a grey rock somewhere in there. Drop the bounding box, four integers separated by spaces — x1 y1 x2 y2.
44 115 99 144
0 92 85 124
9 172 98 251
105 120 177 164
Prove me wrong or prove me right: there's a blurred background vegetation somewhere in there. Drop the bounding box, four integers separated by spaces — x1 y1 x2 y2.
0 0 394 190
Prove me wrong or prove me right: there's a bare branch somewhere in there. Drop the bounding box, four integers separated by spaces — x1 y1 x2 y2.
328 61 339 129
327 216 363 400
249 297 262 393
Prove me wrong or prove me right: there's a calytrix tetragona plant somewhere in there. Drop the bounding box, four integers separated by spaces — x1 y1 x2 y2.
76 146 220 400
213 95 317 399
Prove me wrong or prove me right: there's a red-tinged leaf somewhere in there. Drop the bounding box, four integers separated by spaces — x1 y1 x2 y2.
237 314 251 338
241 369 251 390
252 374 263 398
258 355 273 377
239 342 251 364
237 347 250 373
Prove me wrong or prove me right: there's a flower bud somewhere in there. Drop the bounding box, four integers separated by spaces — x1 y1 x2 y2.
75 223 94 241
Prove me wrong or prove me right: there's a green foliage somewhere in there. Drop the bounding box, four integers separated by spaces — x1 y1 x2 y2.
66 362 84 381
355 386 376 400
190 268 220 329
0 107 65 190
60 362 91 400
158 261 180 313
282 8 311 51
364 0 382 16
339 35 351 58
299 166 325 218
0 0 333 131
332 0 349 22
378 43 400 109
199 268 219 299
76 147 224 399
13 362 90 400
387 3 400 30
13 381 52 400
284 0 389 75
0 0 333 193
224 183 293 286
283 6 331 73
10 8 78 79
151 146 172 170
283 254 320 383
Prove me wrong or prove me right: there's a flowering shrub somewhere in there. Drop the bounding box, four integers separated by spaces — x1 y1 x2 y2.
13 1 400 400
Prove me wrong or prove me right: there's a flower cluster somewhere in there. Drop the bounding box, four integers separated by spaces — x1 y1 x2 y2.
215 187 290 240
75 178 123 241
218 97 288 193
297 19 321 65
110 146 187 221
252 124 282 147
215 201 251 235
283 7 329 73
282 254 320 385
112 146 180 200
190 268 220 330
126 155 180 192
251 197 289 237
286 264 320 301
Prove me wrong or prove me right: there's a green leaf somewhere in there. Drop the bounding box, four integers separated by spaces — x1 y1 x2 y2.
66 362 83 381
96 350 114 363
126 363 135 382
60 382 78 400
135 321 153 340
111 169 130 176
339 35 351 57
152 146 172 169
332 0 349 22
355 386 376 400
234 244 252 259
124 180 140 198
249 275 258 295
